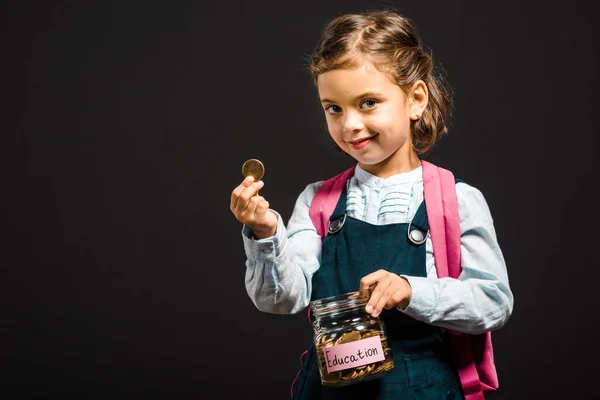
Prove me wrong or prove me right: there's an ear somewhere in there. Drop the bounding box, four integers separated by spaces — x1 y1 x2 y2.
408 80 428 121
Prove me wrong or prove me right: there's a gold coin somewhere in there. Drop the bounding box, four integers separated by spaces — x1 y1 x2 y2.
335 330 361 345
242 159 265 180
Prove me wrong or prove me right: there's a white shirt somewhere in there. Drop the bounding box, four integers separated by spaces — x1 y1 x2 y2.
241 164 513 335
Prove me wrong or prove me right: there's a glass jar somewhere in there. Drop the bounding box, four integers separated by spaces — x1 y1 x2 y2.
310 289 394 387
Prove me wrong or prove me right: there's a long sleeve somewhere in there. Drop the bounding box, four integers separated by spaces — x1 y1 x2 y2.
400 182 514 334
242 182 324 314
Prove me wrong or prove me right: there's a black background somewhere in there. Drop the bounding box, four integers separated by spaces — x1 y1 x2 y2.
3 1 599 399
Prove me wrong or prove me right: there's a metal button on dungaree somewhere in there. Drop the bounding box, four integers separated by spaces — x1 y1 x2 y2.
407 219 427 245
409 229 425 244
327 213 347 235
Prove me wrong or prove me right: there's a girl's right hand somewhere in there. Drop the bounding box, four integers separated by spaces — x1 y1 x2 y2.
230 177 278 239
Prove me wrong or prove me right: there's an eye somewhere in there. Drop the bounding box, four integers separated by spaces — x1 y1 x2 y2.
360 99 378 109
325 105 342 114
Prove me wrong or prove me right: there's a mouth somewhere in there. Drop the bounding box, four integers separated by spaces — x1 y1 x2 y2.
349 134 377 150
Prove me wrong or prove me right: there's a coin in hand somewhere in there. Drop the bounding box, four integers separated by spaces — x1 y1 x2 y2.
242 159 265 181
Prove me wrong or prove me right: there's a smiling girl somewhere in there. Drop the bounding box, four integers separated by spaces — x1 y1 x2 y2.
230 9 513 400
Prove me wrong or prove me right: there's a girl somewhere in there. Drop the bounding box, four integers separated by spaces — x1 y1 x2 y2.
230 9 513 400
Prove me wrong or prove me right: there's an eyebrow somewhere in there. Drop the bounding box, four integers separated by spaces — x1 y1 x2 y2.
320 91 384 104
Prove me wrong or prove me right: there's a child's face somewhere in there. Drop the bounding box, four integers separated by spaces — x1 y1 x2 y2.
317 61 421 177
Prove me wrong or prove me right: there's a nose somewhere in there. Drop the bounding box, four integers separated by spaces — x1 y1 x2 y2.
342 110 364 135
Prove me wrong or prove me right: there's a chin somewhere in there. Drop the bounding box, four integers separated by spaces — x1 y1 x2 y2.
353 153 387 165
356 160 387 171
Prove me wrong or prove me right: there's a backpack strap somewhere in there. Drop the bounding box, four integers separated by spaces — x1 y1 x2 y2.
305 165 356 324
421 160 461 279
308 166 356 238
422 160 497 400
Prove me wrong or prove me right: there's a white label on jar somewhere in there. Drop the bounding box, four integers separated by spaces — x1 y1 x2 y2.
323 335 385 373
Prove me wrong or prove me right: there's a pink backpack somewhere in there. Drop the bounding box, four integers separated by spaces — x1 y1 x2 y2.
307 160 498 400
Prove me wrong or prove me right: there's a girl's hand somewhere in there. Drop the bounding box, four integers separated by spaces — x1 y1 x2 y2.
230 177 278 239
359 269 412 317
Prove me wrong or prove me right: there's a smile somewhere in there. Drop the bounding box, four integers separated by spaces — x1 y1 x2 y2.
349 134 377 150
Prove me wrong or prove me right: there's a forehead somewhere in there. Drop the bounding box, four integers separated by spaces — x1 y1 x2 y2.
316 62 399 101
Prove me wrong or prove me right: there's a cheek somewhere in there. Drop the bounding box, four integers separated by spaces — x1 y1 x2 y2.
369 114 396 131
326 118 342 139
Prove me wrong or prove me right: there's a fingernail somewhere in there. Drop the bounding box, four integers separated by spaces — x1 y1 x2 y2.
366 304 373 314
244 177 253 184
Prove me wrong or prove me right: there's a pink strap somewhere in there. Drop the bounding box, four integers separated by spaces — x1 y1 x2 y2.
421 160 462 279
308 166 356 238
422 161 496 400
290 350 308 397
421 160 451 278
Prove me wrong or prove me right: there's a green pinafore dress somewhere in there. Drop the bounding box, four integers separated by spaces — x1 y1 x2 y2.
292 183 465 400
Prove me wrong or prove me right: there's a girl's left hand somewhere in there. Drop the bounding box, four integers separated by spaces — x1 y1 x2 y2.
359 269 412 317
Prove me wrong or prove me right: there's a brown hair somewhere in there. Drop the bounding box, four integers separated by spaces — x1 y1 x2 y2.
309 10 453 155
